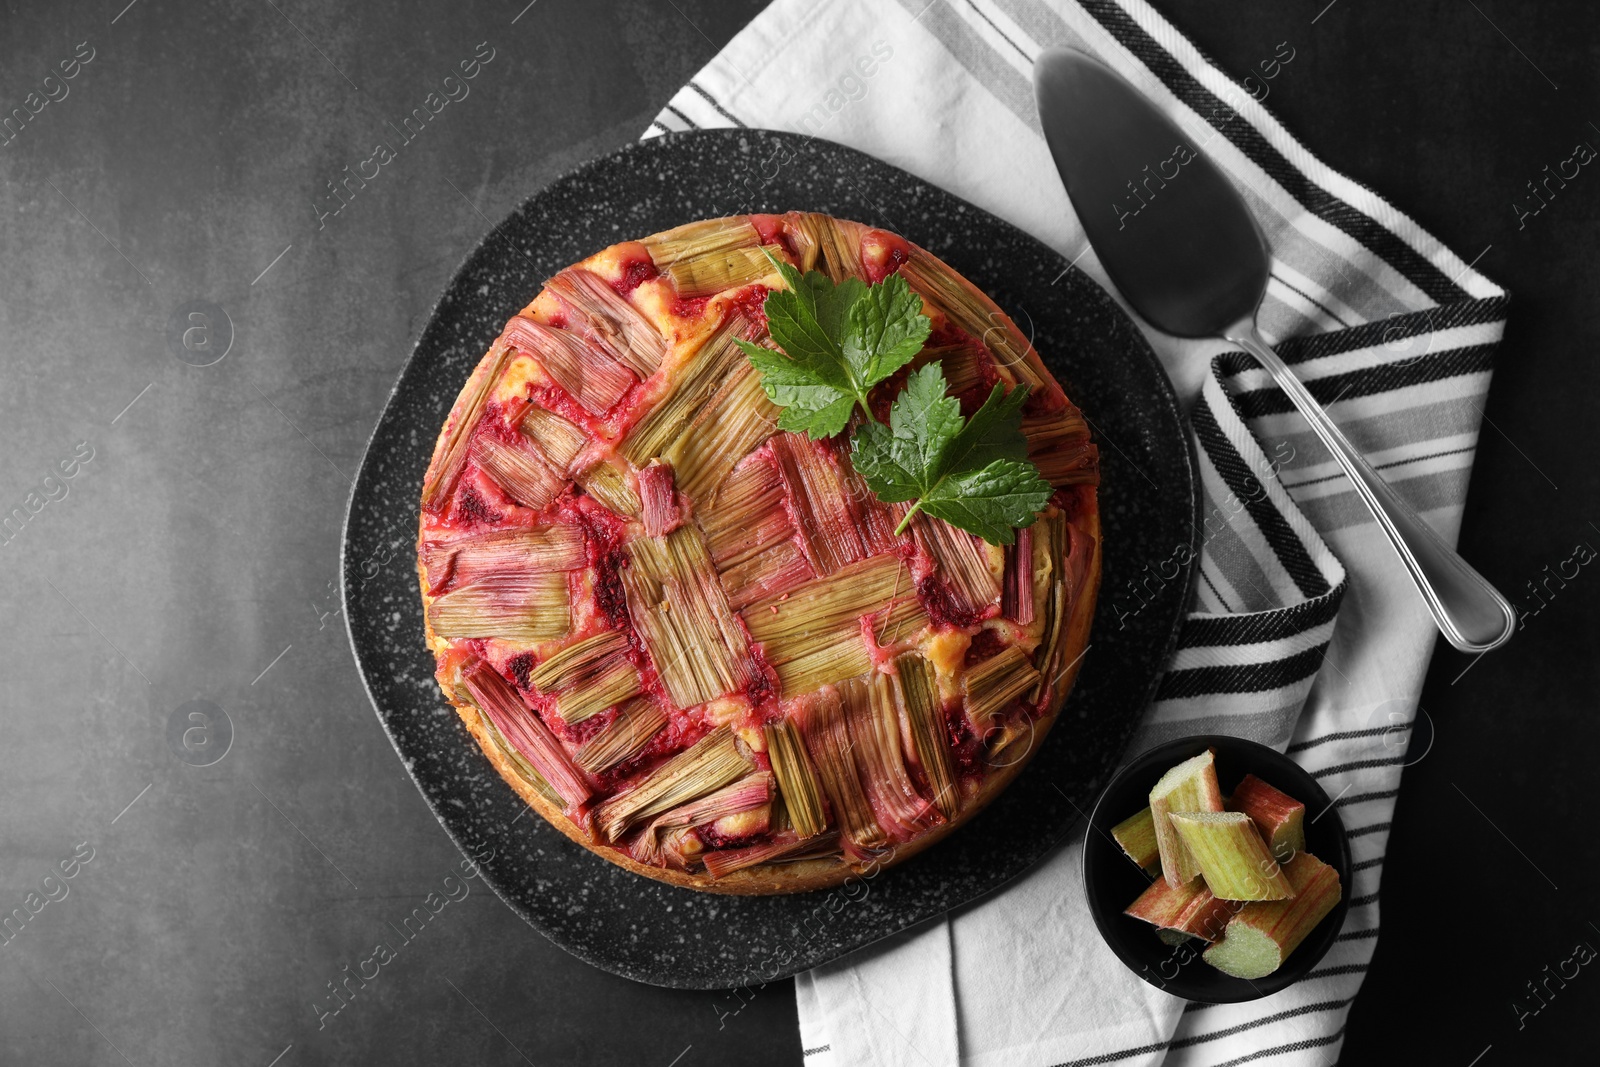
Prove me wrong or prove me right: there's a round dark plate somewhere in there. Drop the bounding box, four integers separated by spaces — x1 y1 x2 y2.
341 129 1198 989
1082 735 1354 1003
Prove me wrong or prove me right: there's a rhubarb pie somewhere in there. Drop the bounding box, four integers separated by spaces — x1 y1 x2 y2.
418 213 1100 893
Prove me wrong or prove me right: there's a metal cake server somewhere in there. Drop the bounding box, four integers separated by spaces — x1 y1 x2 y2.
1033 48 1515 653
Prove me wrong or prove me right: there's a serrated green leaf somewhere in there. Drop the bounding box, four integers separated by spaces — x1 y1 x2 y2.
742 253 927 432
738 338 856 439
852 421 917 502
739 249 1052 542
892 364 965 477
843 272 930 386
919 459 1053 545
737 341 828 387
942 381 1032 473
768 253 864 341
757 297 853 393
774 390 857 438
851 364 1050 544
853 365 962 503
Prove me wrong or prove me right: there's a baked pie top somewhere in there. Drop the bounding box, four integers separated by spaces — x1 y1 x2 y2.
418 212 1100 894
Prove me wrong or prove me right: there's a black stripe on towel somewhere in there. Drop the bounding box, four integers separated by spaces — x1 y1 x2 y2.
1192 398 1331 599
1178 590 1343 648
663 103 699 129
1311 754 1408 778
1048 1040 1172 1067
1286 726 1399 753
688 81 748 127
1169 999 1354 1050
1338 787 1402 808
1265 297 1508 367
1209 1026 1347 1067
1155 644 1328 701
1221 344 1497 420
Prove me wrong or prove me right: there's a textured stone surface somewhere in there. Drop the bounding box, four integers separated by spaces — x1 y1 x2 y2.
346 128 1195 989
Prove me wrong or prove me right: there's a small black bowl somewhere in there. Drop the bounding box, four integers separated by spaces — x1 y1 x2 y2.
1082 735 1353 1003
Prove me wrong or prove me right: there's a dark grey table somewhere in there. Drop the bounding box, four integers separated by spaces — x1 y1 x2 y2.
1 2 1591 1064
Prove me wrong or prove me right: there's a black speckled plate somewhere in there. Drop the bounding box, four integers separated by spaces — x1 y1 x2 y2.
342 130 1197 990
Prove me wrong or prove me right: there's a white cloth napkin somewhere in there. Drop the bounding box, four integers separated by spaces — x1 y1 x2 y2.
647 2 1506 1064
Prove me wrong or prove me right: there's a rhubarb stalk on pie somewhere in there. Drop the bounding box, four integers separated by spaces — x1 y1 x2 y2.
417 212 1101 894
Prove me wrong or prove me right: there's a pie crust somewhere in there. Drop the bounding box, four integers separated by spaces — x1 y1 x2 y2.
417 213 1100 894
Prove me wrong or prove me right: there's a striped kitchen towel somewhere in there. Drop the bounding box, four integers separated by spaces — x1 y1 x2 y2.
645 1 1506 1064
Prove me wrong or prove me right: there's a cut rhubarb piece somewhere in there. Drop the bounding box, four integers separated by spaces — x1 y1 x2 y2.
1022 410 1097 487
502 315 636 417
702 830 843 879
633 771 774 865
622 525 753 708
1124 873 1237 943
574 697 667 774
464 684 563 809
519 405 589 472
554 658 641 725
1001 525 1035 624
462 659 590 811
770 432 874 576
640 216 761 267
1027 512 1068 706
765 718 827 839
766 433 902 575
839 673 940 840
667 243 786 297
471 434 565 511
574 458 641 517
426 571 571 642
699 451 816 611
422 347 513 509
1110 807 1161 876
527 630 629 693
743 554 928 697
911 512 1001 618
1202 851 1343 979
777 213 824 275
789 214 868 283
545 266 666 378
1227 773 1307 861
1027 509 1093 708
963 646 1041 738
620 311 762 467
896 652 959 820
838 448 903 558
592 725 752 842
420 525 586 594
638 459 684 537
1168 811 1294 901
662 359 779 504
795 686 886 855
1148 749 1225 887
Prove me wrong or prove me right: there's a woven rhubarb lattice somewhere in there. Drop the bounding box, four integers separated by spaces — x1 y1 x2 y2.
417 213 1101 894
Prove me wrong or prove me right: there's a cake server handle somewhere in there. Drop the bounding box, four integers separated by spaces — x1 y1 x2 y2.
1226 319 1516 654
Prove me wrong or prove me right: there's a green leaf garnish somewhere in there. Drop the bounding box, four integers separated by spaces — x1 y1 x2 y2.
740 252 1052 544
852 365 1052 545
736 252 928 437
